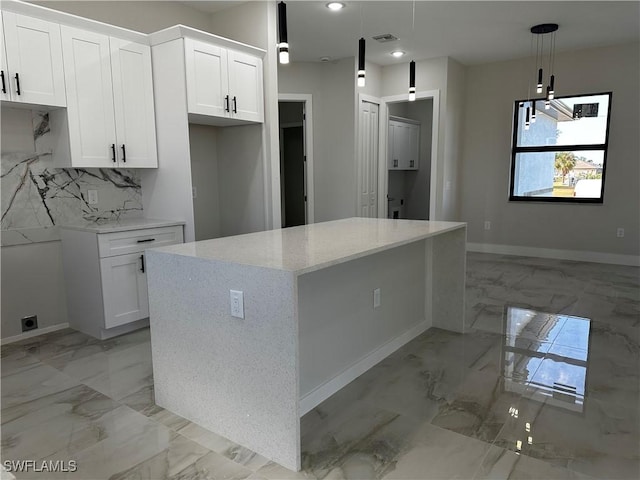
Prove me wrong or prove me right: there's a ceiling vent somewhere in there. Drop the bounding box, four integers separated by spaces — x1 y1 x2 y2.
372 34 398 43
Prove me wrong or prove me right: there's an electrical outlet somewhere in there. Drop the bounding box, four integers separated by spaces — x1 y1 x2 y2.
484 221 491 230
192 187 197 199
616 228 625 238
230 290 244 319
87 190 98 205
373 288 381 308
21 315 38 332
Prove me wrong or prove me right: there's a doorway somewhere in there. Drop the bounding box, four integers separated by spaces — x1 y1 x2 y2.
386 98 433 220
278 94 314 227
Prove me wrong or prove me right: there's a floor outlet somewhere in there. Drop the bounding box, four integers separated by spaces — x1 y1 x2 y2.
230 290 244 319
21 315 38 332
373 288 381 308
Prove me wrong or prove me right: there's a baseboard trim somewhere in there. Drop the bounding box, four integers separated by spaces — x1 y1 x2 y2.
467 243 640 267
1 323 70 345
299 319 430 416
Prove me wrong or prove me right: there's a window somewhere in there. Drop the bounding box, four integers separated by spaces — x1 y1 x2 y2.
509 92 612 203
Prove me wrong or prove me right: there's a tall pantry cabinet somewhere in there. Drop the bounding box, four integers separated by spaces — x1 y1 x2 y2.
141 26 266 243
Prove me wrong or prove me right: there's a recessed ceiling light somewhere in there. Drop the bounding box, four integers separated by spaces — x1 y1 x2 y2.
326 2 345 11
391 50 405 58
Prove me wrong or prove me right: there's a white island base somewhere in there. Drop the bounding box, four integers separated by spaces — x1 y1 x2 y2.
146 218 466 471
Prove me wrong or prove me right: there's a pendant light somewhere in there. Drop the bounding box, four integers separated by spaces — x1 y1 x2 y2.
530 23 558 102
356 4 365 87
357 37 366 87
278 1 289 64
407 1 417 101
408 61 416 101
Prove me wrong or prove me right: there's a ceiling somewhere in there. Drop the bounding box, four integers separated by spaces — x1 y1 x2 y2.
184 1 640 66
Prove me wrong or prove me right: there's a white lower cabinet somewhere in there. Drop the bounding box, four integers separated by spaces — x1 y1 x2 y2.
100 253 149 329
61 224 183 339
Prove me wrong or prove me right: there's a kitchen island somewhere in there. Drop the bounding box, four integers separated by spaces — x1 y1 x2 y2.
146 218 466 470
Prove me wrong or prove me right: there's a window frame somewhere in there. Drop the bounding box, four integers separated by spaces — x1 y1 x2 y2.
508 91 613 204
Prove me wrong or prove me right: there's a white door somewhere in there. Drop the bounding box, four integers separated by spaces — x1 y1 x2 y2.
100 253 149 329
228 50 263 123
0 14 9 102
110 37 158 168
185 38 229 118
358 100 379 217
61 26 117 167
2 12 66 106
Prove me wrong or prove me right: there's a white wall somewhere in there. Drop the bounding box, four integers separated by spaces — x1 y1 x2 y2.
278 58 356 222
460 42 640 257
30 1 213 33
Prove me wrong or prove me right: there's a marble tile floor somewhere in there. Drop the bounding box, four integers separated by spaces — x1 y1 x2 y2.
1 252 638 479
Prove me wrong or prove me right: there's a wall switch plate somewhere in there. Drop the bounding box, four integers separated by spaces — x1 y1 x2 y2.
373 288 381 308
484 221 491 230
616 228 625 238
230 290 244 319
87 190 98 205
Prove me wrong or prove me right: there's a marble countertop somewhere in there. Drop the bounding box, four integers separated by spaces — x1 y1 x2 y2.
150 217 466 275
59 218 185 234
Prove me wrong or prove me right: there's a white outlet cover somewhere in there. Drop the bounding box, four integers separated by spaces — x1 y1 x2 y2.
87 190 98 205
373 288 381 308
230 290 244 319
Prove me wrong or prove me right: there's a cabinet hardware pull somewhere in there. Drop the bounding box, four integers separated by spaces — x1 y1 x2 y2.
14 72 20 95
224 95 230 112
111 144 116 162
136 238 155 243
121 144 126 163
232 96 237 113
140 254 145 273
1 71 6 94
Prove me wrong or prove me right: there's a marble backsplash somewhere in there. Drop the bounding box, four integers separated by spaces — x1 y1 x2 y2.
1 110 143 246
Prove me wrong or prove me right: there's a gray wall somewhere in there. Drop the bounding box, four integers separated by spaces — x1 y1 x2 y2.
460 42 640 256
278 58 356 222
30 1 213 33
382 56 464 221
189 125 221 241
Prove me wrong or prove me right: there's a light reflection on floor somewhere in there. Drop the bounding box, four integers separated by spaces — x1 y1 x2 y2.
503 307 590 412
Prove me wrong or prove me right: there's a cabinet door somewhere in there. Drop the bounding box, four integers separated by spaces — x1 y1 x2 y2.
185 38 228 117
111 38 158 168
61 26 117 168
228 50 263 123
2 12 66 106
407 123 420 170
0 14 9 102
100 253 149 329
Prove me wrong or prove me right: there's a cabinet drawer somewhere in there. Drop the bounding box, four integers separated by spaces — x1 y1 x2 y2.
97 226 183 258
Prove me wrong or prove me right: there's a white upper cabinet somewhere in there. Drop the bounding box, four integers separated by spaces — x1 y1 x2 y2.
1 12 66 107
185 37 263 124
388 118 420 171
59 25 157 168
111 38 158 168
228 50 263 123
185 39 228 118
60 26 116 168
